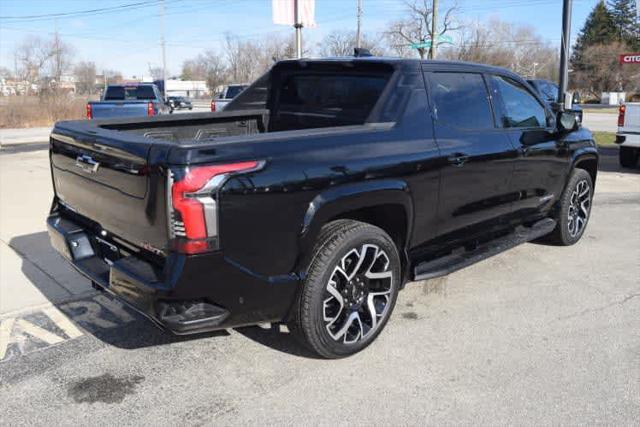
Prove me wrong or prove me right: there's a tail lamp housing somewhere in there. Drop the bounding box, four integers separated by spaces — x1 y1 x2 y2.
86 103 93 119
618 104 625 127
210 99 216 112
147 102 155 117
167 161 263 254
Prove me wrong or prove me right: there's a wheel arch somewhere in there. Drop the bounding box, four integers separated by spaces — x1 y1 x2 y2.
297 179 414 281
571 150 599 190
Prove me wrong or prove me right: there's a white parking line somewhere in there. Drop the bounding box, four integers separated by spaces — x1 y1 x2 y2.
43 306 83 339
0 318 16 360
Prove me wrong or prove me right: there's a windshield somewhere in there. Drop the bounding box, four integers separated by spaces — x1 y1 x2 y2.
104 85 156 100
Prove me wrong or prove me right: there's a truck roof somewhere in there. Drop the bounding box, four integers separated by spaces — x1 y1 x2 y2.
276 56 523 78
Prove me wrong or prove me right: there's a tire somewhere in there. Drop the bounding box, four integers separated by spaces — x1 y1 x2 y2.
547 168 593 246
290 220 401 358
619 146 638 168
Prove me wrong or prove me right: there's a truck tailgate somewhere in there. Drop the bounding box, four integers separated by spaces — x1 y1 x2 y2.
90 101 152 119
49 126 168 251
620 103 640 134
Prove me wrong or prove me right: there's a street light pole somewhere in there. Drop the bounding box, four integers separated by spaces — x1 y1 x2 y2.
160 0 167 98
430 0 439 60
294 0 302 58
356 0 363 48
558 0 572 106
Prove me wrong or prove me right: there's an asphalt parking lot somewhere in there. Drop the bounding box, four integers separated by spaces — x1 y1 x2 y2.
0 143 638 424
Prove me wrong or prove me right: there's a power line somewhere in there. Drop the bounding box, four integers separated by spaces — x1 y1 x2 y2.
0 0 168 23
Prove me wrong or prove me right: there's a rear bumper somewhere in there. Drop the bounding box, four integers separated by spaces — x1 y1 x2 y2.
616 133 640 148
47 213 299 334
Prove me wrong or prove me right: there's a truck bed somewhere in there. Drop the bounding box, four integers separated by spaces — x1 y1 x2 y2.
90 109 268 143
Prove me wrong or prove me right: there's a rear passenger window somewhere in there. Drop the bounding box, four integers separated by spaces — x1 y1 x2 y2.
492 76 548 128
429 72 494 129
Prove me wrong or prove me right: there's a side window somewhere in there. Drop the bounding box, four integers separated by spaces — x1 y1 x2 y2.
428 72 494 129
538 82 558 102
492 76 548 128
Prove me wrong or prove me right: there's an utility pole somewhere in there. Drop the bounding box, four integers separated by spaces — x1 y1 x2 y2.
356 0 363 48
160 0 167 98
294 0 302 58
558 0 572 107
429 0 439 60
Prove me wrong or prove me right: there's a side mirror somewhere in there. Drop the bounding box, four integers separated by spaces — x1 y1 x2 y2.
557 110 578 132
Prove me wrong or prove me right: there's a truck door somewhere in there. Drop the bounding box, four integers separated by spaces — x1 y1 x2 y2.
424 70 517 237
488 74 569 221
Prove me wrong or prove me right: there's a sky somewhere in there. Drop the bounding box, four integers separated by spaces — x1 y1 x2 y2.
0 0 602 78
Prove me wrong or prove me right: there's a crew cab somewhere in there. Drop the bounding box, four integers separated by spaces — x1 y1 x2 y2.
87 83 169 119
47 58 597 358
210 84 248 112
616 102 640 167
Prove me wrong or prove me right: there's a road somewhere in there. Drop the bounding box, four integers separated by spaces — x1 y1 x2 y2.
581 110 618 133
0 144 638 425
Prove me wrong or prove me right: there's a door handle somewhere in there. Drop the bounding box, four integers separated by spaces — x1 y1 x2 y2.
447 154 469 167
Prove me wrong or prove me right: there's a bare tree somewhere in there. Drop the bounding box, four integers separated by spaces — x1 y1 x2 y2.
0 67 11 80
148 66 164 80
14 36 54 93
225 33 264 83
572 41 639 96
385 0 459 59
181 50 228 93
48 32 74 83
440 18 559 80
74 61 97 95
319 31 384 57
104 69 123 85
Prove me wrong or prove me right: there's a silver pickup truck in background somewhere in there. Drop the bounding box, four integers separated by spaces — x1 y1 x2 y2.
617 102 640 168
210 84 248 112
87 83 170 119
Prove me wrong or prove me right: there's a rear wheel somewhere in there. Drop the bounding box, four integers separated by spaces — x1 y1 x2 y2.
547 168 593 246
619 146 639 168
291 220 401 358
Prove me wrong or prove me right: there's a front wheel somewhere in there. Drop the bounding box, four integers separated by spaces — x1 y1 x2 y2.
547 168 593 246
291 220 401 358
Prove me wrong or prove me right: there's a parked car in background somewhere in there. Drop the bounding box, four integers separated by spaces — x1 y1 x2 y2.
167 96 193 110
48 58 597 358
616 102 640 167
87 83 169 119
210 84 249 111
527 79 583 123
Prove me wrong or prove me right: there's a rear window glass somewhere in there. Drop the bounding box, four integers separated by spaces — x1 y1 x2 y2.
226 85 247 99
429 72 494 129
104 86 156 100
275 73 388 125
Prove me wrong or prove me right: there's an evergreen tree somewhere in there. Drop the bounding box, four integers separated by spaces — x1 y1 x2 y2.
571 1 617 70
608 0 640 49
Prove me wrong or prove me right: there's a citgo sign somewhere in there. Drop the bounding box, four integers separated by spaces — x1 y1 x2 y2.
619 53 640 64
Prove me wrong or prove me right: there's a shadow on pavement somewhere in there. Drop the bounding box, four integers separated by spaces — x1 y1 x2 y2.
597 146 640 174
8 231 311 358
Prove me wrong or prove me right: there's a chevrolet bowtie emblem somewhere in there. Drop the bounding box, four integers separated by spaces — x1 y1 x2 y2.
75 154 100 174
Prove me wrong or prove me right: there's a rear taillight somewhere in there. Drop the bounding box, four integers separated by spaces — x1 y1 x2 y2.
618 104 626 127
210 99 216 112
147 102 155 117
86 103 92 119
168 161 262 254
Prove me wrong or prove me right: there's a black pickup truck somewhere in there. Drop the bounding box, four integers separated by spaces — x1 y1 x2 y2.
47 58 598 358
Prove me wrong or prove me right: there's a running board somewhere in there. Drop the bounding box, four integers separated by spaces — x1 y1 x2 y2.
413 218 556 281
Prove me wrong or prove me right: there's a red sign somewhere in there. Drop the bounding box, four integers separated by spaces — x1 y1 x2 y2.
619 53 640 64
